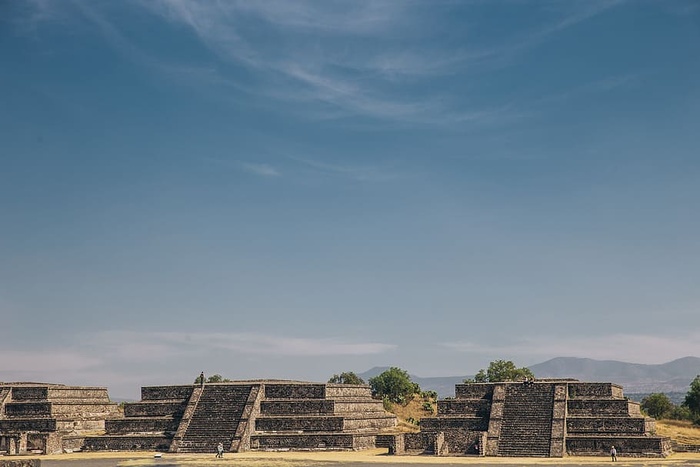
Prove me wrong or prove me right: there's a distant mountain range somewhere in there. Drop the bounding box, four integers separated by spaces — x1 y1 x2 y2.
359 356 700 398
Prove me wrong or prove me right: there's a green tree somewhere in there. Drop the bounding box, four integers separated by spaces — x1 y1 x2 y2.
465 360 534 383
369 367 420 403
328 372 365 385
641 393 674 419
194 374 232 384
669 405 692 421
683 375 700 418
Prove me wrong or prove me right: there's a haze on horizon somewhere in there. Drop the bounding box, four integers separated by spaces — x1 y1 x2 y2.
1 1 699 400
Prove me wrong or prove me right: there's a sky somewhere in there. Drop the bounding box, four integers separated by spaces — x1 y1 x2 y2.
1 0 699 400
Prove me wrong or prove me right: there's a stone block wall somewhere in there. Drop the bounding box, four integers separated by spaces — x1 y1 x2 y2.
566 436 671 457
342 415 396 431
82 435 172 451
567 417 647 435
404 432 432 452
55 420 106 432
9 388 48 401
325 385 372 399
0 460 41 467
410 380 668 458
419 417 488 431
255 416 344 432
45 388 110 401
568 383 622 399
333 401 385 414
437 399 489 417
567 399 634 416
265 384 325 399
5 403 52 417
260 400 334 415
454 384 494 400
0 420 56 432
251 433 357 450
141 386 193 401
43 403 117 418
105 418 179 434
123 401 187 418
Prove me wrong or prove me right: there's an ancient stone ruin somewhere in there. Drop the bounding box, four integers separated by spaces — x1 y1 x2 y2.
386 380 671 457
0 379 672 457
0 383 120 455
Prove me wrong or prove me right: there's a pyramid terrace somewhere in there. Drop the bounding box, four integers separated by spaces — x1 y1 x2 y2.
0 379 671 457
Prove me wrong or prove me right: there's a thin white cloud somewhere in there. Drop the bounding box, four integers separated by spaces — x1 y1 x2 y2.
442 332 700 365
133 0 515 126
20 0 620 127
289 155 401 182
529 72 645 108
0 350 101 373
239 162 281 178
92 330 396 358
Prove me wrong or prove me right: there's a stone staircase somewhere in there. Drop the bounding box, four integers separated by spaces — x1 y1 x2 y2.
496 383 554 457
176 384 254 453
78 381 397 454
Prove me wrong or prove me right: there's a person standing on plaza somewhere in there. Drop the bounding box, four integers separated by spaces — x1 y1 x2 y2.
610 445 617 462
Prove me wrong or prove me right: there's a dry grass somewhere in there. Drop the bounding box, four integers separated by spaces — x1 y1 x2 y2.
656 419 700 445
382 393 436 433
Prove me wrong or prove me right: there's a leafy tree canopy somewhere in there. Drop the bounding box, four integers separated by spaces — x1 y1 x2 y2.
641 393 674 419
465 360 534 383
194 374 232 384
328 371 365 385
683 375 700 417
369 367 420 404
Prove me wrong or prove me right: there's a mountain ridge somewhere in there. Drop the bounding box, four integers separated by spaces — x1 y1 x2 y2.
358 356 700 398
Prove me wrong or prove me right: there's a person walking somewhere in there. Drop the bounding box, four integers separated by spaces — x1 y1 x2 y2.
610 445 617 462
216 442 224 458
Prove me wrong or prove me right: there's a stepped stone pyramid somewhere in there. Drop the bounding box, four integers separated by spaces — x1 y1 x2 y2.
0 383 120 455
390 380 671 458
83 380 397 453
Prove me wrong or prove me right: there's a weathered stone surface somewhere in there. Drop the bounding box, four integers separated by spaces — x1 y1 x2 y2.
0 460 41 467
82 435 172 451
411 380 669 458
265 384 325 400
567 417 647 434
124 401 186 418
437 399 489 417
0 383 121 455
260 400 334 415
255 416 343 432
141 386 193 401
80 381 396 454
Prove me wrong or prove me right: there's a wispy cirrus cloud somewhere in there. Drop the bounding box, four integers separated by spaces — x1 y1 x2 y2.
289 155 402 182
531 72 645 107
239 162 281 178
133 0 518 125
20 0 619 126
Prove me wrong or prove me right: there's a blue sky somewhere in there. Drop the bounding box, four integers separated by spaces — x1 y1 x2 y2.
1 0 699 399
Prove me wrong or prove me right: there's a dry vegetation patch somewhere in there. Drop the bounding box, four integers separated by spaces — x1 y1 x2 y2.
656 420 700 445
382 392 436 432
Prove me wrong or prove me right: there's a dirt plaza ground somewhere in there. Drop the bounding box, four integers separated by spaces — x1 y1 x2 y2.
28 450 700 467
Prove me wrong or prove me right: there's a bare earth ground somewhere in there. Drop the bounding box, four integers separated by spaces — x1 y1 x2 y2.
31 450 700 467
